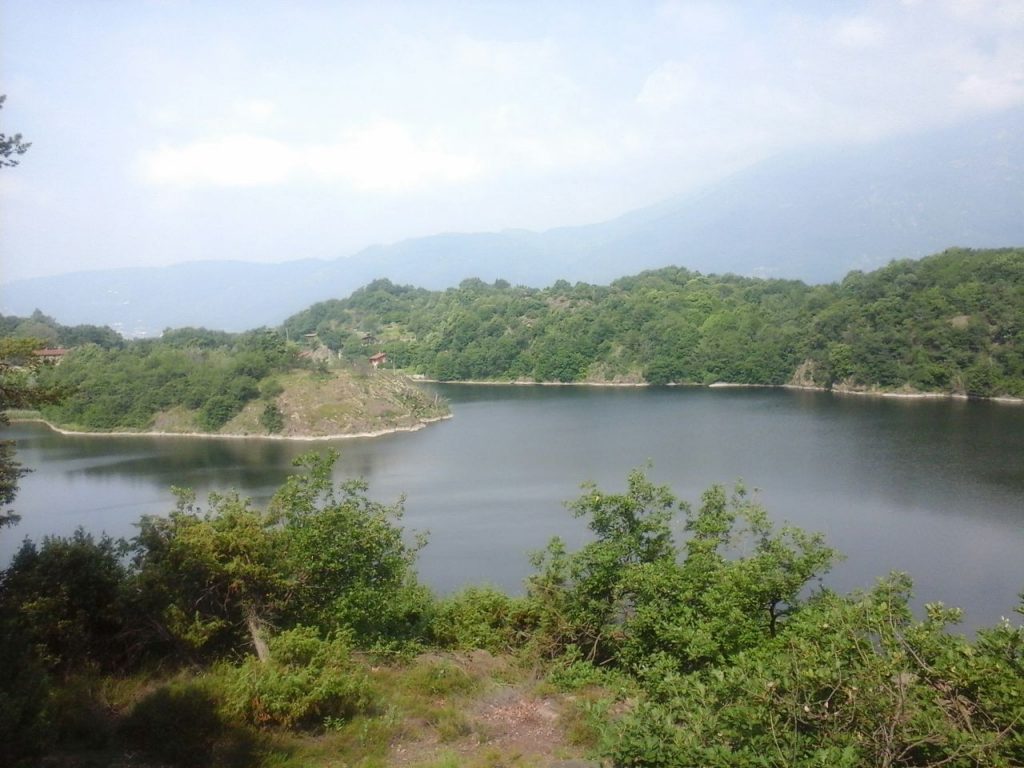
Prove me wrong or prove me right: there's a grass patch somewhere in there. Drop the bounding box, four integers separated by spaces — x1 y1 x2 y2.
29 650 587 768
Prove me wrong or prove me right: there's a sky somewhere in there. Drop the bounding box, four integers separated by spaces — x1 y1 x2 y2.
1 0 1023 283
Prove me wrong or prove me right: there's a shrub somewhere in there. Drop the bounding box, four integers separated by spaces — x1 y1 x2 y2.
273 451 431 643
430 586 529 652
609 577 1024 768
221 627 375 730
260 402 285 433
45 673 116 750
0 529 130 673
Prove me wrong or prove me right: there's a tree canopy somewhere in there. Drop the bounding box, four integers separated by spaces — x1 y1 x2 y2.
281 248 1024 397
0 95 31 168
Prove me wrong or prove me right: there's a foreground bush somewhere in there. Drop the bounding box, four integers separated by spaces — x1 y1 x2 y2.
527 473 836 668
131 451 431 662
430 586 531 653
220 627 375 730
611 576 1024 768
0 529 130 673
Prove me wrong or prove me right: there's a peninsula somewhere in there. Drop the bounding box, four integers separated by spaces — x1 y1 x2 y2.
0 318 448 439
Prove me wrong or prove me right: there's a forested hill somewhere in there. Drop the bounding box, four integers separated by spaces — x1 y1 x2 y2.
3 325 447 437
282 247 1024 398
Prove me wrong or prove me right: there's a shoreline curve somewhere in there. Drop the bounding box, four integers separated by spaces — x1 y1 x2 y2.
421 378 1024 404
9 414 453 441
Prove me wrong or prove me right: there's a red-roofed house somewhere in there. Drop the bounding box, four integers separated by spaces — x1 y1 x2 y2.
33 348 68 364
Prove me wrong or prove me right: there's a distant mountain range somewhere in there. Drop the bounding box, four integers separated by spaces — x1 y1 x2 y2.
3 108 1022 336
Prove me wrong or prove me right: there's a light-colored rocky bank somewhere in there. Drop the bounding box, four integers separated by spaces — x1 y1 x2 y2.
10 414 452 441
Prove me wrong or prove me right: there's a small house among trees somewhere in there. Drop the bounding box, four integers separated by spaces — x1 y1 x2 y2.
369 352 387 369
32 348 67 364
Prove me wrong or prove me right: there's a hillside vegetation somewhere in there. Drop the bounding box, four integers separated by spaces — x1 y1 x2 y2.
0 456 1021 767
282 248 1024 398
0 319 447 436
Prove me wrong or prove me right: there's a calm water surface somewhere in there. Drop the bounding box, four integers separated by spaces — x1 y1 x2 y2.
5 385 1023 632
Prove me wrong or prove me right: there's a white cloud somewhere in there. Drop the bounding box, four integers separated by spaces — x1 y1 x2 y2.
138 134 296 187
307 121 481 191
944 0 1024 25
137 122 481 192
232 99 276 124
833 17 888 48
656 1 733 34
453 35 555 76
955 73 1024 110
636 61 700 109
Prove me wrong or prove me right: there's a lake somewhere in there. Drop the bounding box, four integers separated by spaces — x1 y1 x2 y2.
4 384 1024 632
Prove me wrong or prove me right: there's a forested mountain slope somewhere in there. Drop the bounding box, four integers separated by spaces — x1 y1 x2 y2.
283 248 1024 397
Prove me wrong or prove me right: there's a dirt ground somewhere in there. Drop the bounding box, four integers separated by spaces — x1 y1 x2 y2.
388 651 601 768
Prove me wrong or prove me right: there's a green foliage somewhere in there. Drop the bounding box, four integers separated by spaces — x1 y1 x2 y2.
430 586 529 652
546 644 634 695
0 94 31 168
1 336 67 529
528 468 679 663
1 458 1022 765
272 450 430 643
618 485 837 672
0 529 130 673
132 489 288 660
0 310 123 349
528 473 837 679
0 618 49 766
44 672 118 750
260 401 285 433
33 327 298 432
220 627 375 730
280 248 1024 396
527 470 679 661
402 658 478 699
610 576 1024 767
129 451 428 659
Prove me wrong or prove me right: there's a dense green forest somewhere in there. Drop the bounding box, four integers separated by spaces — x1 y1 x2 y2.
0 316 445 435
282 248 1024 397
0 455 1021 767
28 325 301 432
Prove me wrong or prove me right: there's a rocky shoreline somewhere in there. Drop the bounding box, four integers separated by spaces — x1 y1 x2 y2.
9 413 453 441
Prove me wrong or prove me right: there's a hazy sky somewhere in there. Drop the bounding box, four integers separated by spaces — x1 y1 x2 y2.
1 0 1022 283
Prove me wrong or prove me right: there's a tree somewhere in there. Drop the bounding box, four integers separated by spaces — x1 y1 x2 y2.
0 103 39 531
132 489 288 662
130 451 429 662
528 473 837 671
0 338 64 530
612 576 1024 768
271 450 430 642
527 470 679 661
0 530 130 673
0 95 31 168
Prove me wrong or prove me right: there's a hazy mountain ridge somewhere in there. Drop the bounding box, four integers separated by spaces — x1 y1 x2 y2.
3 108 1021 335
